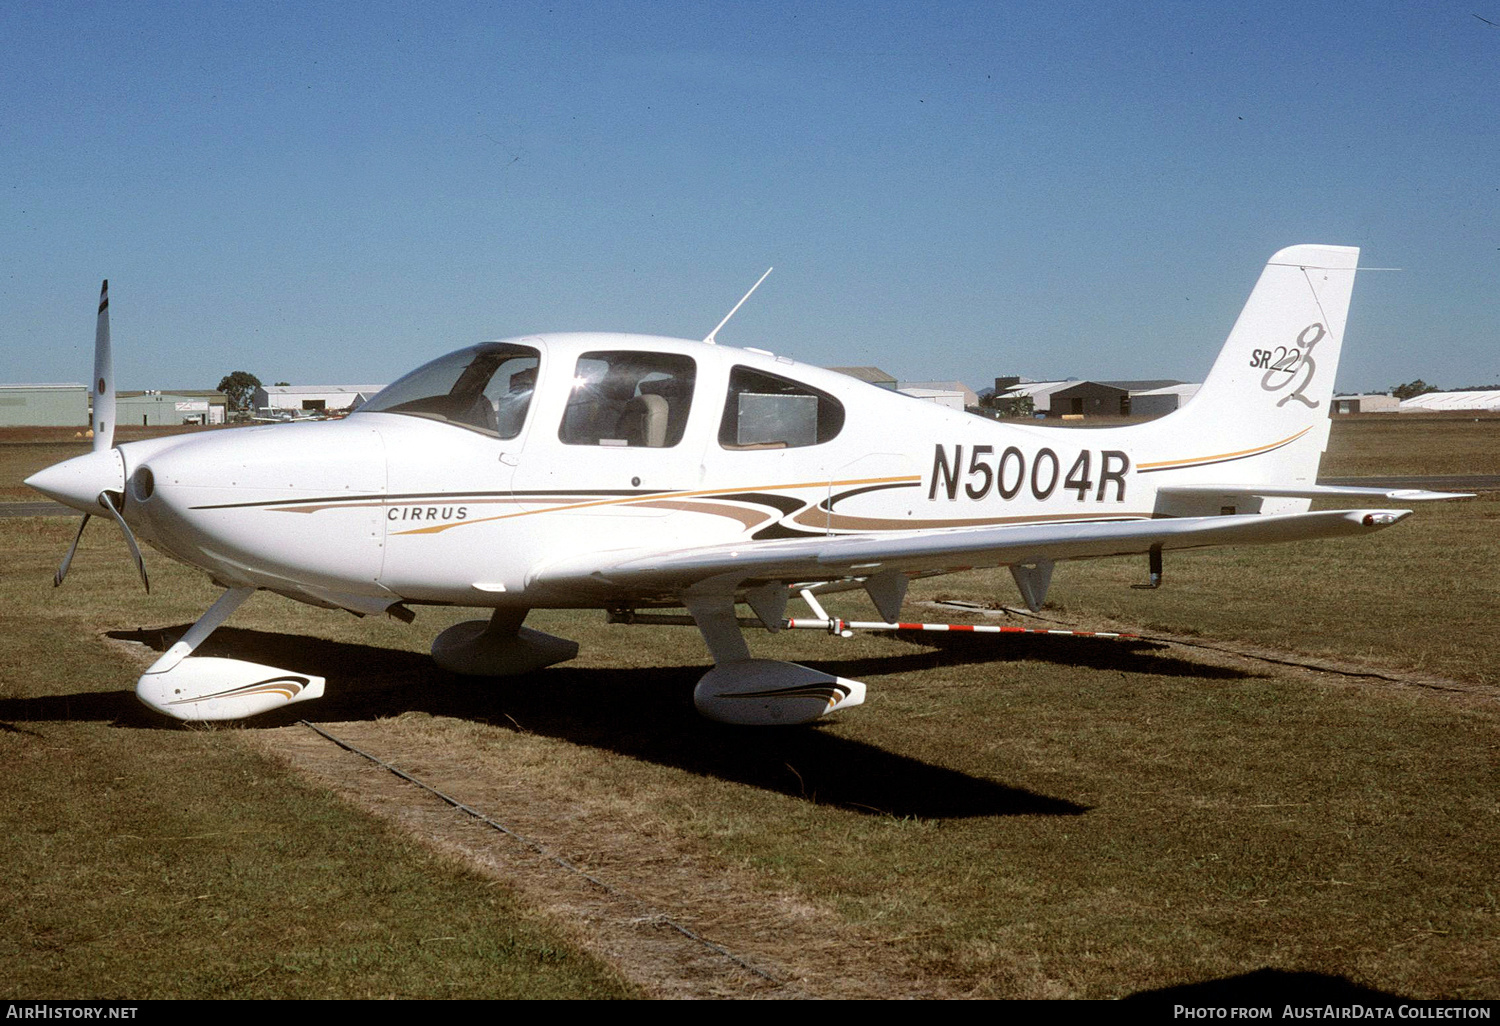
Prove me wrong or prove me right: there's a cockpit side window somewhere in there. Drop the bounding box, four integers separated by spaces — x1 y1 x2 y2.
559 351 696 448
357 343 540 439
718 366 845 449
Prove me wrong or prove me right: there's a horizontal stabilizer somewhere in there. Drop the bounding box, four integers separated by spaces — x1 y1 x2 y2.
1156 483 1473 503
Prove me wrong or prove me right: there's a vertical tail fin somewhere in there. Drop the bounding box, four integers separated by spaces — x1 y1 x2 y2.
1143 245 1359 498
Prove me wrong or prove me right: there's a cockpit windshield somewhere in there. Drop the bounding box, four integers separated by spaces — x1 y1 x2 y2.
357 343 540 438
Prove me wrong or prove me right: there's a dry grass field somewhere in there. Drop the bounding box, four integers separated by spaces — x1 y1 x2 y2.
1321 413 1500 477
1 415 1495 999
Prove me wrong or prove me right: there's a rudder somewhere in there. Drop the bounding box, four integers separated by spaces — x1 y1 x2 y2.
1143 244 1359 497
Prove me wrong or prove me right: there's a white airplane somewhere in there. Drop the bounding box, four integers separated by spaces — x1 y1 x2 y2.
27 246 1467 725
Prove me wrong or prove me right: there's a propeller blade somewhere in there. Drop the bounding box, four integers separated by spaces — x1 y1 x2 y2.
96 491 149 594
53 514 92 588
92 280 114 453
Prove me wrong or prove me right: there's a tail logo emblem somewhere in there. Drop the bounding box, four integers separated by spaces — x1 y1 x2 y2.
1251 322 1324 408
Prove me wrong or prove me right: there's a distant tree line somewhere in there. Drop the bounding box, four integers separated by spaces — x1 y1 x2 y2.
216 371 262 413
214 373 298 419
972 386 1034 419
1389 379 1500 400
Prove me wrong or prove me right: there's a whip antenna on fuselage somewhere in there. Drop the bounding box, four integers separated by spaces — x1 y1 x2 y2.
704 266 772 345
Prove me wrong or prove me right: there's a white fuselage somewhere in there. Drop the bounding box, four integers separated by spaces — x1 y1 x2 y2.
28 247 1399 724
108 331 1314 616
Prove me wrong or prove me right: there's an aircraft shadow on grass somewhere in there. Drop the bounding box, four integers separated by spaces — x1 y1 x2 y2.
4 624 1257 819
812 628 1259 682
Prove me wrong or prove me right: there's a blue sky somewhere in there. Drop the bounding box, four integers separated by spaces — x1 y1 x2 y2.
3 0 1497 394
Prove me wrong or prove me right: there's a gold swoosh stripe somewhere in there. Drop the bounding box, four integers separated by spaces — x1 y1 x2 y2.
631 499 773 530
391 474 922 536
1137 426 1312 472
271 496 531 514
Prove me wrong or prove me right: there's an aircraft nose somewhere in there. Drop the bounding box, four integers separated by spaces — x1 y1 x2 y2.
25 448 125 513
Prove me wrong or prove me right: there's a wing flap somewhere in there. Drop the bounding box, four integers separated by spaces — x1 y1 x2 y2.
531 508 1413 593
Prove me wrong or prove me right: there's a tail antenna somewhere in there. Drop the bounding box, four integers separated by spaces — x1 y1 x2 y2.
704 267 772 345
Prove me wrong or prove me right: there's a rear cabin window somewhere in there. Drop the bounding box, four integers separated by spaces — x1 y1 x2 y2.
559 351 696 447
718 366 845 449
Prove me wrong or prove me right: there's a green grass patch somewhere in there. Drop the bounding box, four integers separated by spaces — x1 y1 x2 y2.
916 489 1500 686
1321 415 1500 477
0 523 631 999
0 716 631 998
491 602 1498 998
3 416 1496 998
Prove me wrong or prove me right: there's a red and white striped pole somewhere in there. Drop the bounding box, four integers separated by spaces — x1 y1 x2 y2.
781 617 1137 639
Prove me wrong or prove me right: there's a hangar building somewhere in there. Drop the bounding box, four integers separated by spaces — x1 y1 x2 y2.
900 380 980 408
1047 381 1130 418
118 390 228 426
995 378 1198 418
828 367 898 390
1129 383 1202 417
994 380 1073 415
0 384 89 427
1399 390 1500 413
1331 394 1400 414
253 384 386 415
898 386 967 410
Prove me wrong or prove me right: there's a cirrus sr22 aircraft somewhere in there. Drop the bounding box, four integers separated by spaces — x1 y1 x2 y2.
27 246 1466 725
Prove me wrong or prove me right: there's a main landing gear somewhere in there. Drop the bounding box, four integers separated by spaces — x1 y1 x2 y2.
682 584 865 727
435 597 864 727
431 607 580 676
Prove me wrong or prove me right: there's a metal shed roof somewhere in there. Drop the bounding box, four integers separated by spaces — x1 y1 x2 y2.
1399 390 1500 411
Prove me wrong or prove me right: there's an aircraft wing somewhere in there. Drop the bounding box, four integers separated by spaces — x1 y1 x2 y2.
1156 483 1473 502
531 508 1412 594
